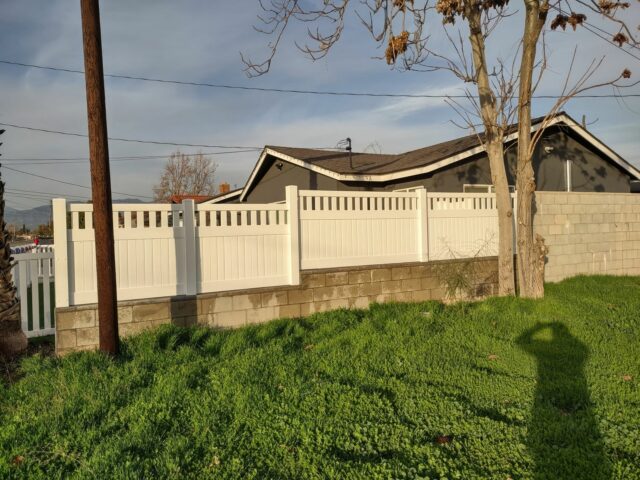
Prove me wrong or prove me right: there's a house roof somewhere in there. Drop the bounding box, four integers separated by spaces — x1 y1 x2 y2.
169 194 215 204
265 125 506 176
240 112 640 201
200 188 242 204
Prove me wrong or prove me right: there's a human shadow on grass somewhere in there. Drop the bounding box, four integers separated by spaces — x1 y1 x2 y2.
517 322 610 480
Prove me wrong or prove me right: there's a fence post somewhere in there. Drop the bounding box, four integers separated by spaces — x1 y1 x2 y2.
182 200 197 295
417 188 429 262
52 198 70 308
286 185 301 285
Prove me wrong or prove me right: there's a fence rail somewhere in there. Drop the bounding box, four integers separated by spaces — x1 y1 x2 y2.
53 188 507 307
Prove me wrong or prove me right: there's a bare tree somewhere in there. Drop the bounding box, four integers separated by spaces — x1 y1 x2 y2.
514 0 638 298
242 0 638 297
153 151 218 202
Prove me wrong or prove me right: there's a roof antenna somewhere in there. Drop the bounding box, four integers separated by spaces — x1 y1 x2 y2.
336 137 352 168
581 114 586 129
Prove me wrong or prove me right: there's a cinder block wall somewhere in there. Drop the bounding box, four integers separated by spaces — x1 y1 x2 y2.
56 257 498 355
534 192 640 281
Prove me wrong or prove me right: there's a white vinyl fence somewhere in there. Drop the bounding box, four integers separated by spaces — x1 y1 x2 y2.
12 251 56 337
299 190 424 269
53 188 506 307
427 193 516 260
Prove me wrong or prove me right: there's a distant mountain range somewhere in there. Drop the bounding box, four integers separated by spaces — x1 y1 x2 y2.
4 198 145 230
5 205 51 230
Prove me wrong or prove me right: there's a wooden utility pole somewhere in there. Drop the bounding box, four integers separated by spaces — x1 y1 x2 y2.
80 0 119 355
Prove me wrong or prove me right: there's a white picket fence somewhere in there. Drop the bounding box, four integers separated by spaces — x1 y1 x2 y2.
12 251 56 337
53 188 509 307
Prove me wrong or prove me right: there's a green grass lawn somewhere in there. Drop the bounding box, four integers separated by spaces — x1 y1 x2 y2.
1 276 639 479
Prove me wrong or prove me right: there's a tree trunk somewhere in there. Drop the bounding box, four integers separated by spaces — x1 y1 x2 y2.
531 233 548 297
516 0 548 298
0 174 27 358
467 4 516 296
487 141 517 295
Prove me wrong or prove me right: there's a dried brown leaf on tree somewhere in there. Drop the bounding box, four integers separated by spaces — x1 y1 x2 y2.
550 14 569 30
550 12 585 31
436 0 509 23
598 0 630 14
393 0 414 12
436 0 465 24
385 31 410 64
613 32 628 46
567 13 587 30
622 68 632 78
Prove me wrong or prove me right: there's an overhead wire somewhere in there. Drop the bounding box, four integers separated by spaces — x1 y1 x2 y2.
0 122 263 149
6 188 89 200
549 3 640 62
0 150 259 162
0 149 261 166
2 165 153 200
0 58 638 98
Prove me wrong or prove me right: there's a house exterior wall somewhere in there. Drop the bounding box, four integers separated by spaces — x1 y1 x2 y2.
246 160 341 203
243 128 632 203
55 257 499 355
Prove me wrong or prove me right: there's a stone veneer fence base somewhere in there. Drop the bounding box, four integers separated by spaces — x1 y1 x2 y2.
56 257 498 355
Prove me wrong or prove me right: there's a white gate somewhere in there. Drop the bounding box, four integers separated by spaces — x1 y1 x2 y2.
12 250 56 338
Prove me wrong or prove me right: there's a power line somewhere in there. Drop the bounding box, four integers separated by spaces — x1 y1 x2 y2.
5 198 42 209
6 188 89 199
0 149 262 166
2 164 153 199
7 192 69 202
1 58 638 98
7 192 85 201
580 23 640 63
0 121 263 149
0 123 341 153
0 149 260 163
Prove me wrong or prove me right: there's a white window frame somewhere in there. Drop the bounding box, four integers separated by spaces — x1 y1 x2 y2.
463 184 515 193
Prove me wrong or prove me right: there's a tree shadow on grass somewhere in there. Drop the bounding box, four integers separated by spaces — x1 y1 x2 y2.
517 322 610 480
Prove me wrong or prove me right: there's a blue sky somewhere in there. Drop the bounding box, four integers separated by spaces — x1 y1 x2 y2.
1 1 638 208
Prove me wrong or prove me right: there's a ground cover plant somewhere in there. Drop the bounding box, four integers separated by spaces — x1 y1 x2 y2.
1 275 638 479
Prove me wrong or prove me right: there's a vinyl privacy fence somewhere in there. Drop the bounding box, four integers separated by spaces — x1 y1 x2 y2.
12 250 56 337
53 188 509 307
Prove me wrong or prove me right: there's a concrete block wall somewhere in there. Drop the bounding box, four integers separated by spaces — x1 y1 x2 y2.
55 257 498 355
534 192 640 281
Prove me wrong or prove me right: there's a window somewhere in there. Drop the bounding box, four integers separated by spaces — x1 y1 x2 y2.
463 184 515 193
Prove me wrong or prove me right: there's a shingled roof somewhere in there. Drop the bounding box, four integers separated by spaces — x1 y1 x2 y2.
266 131 486 176
265 115 553 176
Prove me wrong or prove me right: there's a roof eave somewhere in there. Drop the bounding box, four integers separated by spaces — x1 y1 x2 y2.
203 189 242 204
